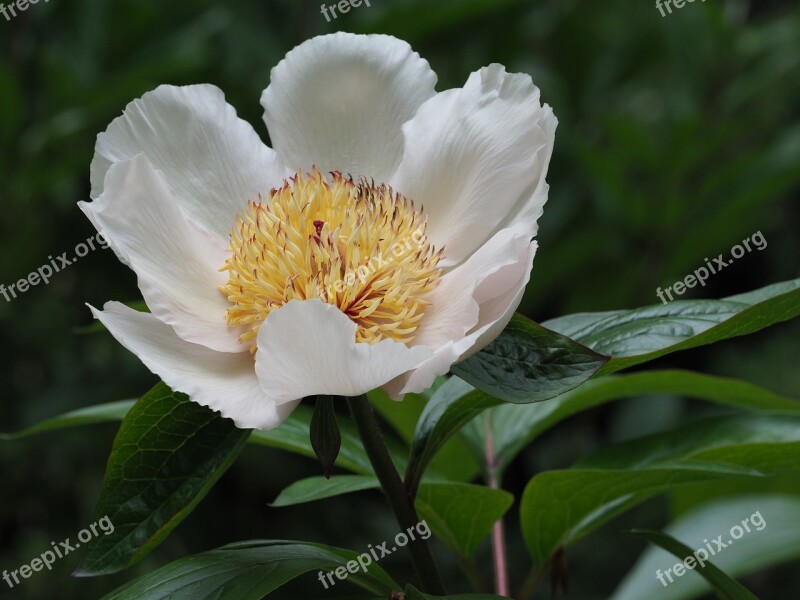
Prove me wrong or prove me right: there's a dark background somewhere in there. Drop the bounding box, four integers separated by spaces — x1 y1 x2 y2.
1 0 798 598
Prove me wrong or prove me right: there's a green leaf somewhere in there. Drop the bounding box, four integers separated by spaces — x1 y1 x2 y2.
415 482 513 558
310 395 342 478
520 413 800 565
0 400 135 439
669 472 800 517
544 278 800 375
404 584 509 599
369 383 481 483
75 383 250 576
613 494 800 600
404 377 501 497
465 370 800 474
451 314 609 402
579 413 800 472
628 530 758 600
1 395 408 478
271 475 379 507
101 540 399 600
521 467 755 568
271 477 511 559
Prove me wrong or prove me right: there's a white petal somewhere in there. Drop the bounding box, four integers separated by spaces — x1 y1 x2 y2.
91 84 289 238
390 64 557 266
91 302 297 430
261 32 437 181
384 225 537 398
255 299 432 403
382 342 461 402
416 225 535 349
80 155 247 353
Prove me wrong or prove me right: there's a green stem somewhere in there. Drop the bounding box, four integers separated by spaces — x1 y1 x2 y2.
347 395 446 596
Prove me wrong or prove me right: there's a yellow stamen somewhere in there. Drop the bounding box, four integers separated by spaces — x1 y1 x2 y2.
219 168 443 353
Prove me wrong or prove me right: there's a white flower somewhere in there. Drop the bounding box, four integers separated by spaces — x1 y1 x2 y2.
81 33 557 430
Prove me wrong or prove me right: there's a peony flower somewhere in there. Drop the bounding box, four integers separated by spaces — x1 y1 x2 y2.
81 33 557 430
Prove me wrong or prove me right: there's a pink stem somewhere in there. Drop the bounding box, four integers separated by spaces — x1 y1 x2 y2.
485 414 510 597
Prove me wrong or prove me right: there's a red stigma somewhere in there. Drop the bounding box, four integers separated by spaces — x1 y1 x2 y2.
313 220 325 236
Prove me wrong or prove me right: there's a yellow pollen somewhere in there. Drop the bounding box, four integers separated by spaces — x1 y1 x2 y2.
219 168 444 353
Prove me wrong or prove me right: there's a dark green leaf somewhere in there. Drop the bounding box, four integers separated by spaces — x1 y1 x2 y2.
544 278 800 375
520 413 800 565
1 395 407 477
101 540 399 600
451 314 609 403
404 378 500 497
369 383 481 483
629 530 758 600
75 383 250 576
464 370 800 474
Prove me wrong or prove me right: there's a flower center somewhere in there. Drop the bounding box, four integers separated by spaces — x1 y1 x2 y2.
220 168 443 352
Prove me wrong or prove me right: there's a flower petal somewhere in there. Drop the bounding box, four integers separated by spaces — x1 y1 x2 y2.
261 32 437 181
255 299 433 403
91 302 296 430
91 84 289 238
384 225 537 398
390 64 557 266
416 225 536 349
80 154 247 353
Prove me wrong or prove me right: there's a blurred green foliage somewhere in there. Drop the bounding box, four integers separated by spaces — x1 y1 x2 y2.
0 0 797 598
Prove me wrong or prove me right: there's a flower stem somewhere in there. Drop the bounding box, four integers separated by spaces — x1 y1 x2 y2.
485 413 510 597
346 395 446 596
